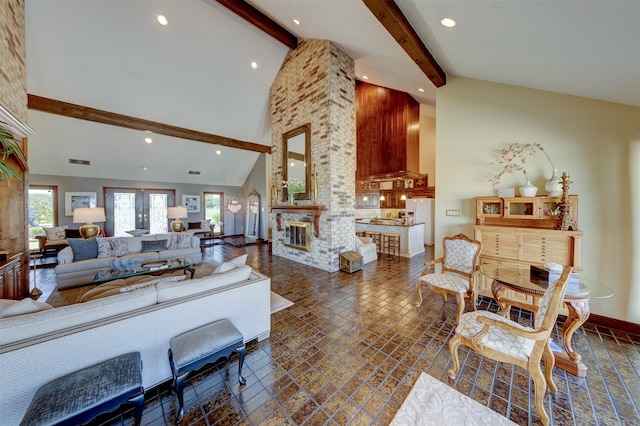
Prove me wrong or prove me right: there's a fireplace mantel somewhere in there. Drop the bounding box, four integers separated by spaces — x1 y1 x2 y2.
270 205 325 237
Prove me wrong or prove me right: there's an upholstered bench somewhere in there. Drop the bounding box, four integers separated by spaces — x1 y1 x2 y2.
20 352 145 426
169 318 246 422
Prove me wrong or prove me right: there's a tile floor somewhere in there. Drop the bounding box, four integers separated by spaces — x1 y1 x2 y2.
30 243 640 425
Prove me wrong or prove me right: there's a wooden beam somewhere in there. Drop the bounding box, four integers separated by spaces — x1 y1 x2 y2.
216 0 298 50
27 94 271 154
362 0 446 87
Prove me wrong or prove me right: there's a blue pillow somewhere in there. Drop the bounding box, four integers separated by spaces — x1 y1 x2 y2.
67 238 98 261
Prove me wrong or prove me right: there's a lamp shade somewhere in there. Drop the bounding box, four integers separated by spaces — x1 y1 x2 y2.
167 206 188 219
73 207 106 224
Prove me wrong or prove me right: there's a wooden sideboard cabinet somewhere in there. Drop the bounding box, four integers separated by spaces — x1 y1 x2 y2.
0 253 26 300
476 195 578 229
473 225 583 315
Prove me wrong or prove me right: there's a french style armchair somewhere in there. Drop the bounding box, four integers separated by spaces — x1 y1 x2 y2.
448 266 572 426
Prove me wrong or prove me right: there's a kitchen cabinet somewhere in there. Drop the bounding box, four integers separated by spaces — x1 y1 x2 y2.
0 253 25 300
355 222 425 258
356 192 380 209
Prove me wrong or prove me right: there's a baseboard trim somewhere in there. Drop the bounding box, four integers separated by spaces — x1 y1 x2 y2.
586 314 640 335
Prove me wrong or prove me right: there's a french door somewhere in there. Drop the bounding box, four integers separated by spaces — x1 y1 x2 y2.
104 188 175 237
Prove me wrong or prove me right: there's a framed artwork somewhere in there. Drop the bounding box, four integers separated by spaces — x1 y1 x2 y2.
65 192 97 216
182 195 200 213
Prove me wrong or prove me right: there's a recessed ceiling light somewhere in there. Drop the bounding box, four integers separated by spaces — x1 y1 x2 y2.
251 61 258 69
440 17 456 28
142 165 149 171
157 15 168 26
144 137 153 144
362 75 369 80
418 88 425 93
216 150 221 155
293 18 301 25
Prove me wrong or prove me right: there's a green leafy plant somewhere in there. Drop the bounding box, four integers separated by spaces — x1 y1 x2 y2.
0 121 26 184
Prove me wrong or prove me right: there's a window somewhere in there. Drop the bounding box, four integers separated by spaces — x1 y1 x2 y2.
28 185 58 251
204 192 224 235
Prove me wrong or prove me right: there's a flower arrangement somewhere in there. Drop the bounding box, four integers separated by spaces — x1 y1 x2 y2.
489 142 555 187
282 177 305 194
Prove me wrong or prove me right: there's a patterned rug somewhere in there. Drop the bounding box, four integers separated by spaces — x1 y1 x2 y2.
390 372 517 425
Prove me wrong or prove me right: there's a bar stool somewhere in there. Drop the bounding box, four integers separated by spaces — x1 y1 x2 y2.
382 233 400 257
364 231 382 253
355 230 366 237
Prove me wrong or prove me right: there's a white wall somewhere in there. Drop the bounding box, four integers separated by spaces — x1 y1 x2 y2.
436 77 640 323
419 107 436 186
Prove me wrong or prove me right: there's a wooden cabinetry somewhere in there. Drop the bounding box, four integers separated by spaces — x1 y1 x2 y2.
356 192 380 209
0 253 26 299
474 225 583 315
476 195 578 229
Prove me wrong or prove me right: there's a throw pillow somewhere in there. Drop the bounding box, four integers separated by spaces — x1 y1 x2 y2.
229 254 248 268
188 222 201 230
67 237 98 261
213 261 236 274
200 219 212 230
140 239 168 253
44 225 68 241
96 237 112 258
169 233 193 249
0 298 53 318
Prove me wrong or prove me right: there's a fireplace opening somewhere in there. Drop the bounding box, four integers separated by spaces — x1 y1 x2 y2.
284 221 311 252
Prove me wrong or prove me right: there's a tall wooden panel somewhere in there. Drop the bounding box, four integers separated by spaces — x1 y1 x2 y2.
355 81 419 179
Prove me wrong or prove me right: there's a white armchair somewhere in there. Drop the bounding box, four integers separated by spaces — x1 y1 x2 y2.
355 236 377 264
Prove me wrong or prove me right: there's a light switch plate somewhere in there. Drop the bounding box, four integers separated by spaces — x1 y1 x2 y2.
446 209 460 216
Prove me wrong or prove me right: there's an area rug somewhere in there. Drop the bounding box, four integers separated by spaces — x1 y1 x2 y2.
390 372 517 425
270 291 294 314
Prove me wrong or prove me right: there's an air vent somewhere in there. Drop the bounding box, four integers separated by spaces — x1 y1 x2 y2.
188 170 201 175
69 159 90 165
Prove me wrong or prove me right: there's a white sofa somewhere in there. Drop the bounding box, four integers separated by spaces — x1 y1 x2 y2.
0 264 270 425
356 236 378 264
55 233 202 289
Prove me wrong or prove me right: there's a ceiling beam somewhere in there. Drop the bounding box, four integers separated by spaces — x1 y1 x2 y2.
216 0 298 50
27 94 271 154
362 0 446 88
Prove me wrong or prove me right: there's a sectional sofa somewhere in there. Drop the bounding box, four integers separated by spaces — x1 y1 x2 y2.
0 259 270 425
55 233 202 289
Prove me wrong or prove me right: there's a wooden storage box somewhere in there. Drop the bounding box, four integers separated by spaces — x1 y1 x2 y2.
339 251 363 273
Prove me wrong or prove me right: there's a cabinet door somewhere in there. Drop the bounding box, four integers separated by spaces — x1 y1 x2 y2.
369 192 380 208
504 198 538 219
356 193 366 208
476 198 503 225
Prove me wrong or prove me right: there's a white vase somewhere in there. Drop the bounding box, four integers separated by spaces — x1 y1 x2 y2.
545 168 563 197
519 180 538 197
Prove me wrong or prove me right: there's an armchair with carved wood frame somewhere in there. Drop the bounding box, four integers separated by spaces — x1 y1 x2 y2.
447 266 572 426
415 233 482 322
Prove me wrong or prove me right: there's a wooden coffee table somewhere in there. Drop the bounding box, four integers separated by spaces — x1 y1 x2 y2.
93 258 196 284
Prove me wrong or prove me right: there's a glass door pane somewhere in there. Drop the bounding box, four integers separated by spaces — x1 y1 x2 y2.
105 188 175 237
28 185 57 251
113 192 136 237
204 192 224 235
148 193 168 234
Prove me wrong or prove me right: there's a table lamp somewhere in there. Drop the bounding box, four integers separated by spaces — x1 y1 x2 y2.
167 206 188 232
73 207 106 239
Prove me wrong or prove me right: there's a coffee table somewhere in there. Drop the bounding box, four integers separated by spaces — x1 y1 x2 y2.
479 262 613 377
93 258 196 284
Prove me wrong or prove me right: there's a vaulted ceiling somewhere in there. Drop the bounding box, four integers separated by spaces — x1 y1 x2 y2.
25 0 640 186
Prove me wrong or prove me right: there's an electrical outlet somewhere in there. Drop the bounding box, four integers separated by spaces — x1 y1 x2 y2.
445 209 461 216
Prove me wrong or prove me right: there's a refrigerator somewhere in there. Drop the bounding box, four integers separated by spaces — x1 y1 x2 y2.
405 198 434 245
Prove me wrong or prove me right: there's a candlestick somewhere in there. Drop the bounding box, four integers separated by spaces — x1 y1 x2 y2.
562 172 568 177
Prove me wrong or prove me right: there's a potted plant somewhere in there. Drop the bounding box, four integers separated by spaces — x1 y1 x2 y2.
0 121 26 185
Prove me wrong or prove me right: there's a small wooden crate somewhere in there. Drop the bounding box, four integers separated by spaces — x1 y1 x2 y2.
340 251 363 273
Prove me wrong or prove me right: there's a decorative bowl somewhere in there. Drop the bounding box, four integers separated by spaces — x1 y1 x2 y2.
126 229 150 237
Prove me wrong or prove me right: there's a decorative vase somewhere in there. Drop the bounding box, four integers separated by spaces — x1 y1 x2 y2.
288 193 295 206
519 180 538 197
545 168 563 197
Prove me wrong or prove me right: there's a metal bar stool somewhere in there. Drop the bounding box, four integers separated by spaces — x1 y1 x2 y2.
356 230 366 237
382 233 401 257
364 231 382 252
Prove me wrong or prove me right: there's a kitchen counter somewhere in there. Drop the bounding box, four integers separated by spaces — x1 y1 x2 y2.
356 219 425 227
355 222 425 258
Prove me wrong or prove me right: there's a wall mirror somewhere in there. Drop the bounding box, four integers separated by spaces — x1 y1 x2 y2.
282 123 311 201
245 190 260 241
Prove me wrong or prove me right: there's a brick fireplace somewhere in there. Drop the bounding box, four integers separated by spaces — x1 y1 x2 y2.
270 39 356 272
